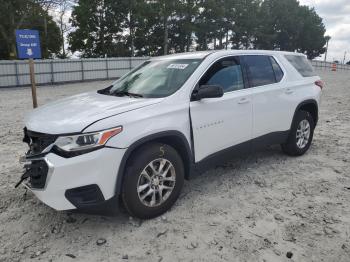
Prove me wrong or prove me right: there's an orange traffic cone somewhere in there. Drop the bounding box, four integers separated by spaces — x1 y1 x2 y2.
331 63 337 71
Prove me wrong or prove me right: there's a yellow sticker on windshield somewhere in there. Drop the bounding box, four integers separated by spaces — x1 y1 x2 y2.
167 64 189 69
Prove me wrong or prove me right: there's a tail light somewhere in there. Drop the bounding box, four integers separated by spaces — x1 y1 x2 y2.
315 80 324 89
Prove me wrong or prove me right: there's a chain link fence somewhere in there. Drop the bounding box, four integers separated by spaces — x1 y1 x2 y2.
0 57 349 88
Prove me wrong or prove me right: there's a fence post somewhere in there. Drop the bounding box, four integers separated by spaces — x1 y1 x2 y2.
81 59 84 81
50 60 54 84
105 58 109 79
129 57 132 70
14 61 19 86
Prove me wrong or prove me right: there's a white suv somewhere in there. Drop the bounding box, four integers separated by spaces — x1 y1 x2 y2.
19 50 323 219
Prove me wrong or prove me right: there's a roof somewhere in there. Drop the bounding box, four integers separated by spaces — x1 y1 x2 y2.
150 49 305 60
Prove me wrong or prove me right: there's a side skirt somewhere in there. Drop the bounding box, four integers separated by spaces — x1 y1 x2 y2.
193 130 289 174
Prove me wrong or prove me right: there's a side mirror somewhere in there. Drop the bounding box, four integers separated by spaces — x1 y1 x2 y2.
191 85 224 101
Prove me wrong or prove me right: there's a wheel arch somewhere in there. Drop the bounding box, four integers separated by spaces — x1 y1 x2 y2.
115 131 193 196
292 99 319 127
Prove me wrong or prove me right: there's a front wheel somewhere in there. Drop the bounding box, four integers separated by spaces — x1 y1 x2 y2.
122 143 184 219
281 110 315 156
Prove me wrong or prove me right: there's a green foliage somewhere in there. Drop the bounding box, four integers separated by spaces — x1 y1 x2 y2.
255 0 326 59
0 0 62 59
25 0 327 60
68 0 128 57
0 0 328 59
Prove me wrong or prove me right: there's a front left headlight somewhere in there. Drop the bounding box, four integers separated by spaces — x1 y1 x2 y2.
54 126 123 152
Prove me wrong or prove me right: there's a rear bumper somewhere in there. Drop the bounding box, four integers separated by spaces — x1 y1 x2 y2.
22 147 126 211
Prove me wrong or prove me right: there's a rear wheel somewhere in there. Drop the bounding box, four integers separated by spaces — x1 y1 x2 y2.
122 143 184 219
282 110 315 156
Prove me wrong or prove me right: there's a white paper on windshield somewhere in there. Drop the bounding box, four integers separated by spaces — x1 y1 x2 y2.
167 64 189 69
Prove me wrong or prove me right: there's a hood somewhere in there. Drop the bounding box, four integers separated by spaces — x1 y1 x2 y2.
25 91 162 134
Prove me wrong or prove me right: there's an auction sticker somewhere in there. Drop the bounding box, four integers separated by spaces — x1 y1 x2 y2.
167 64 189 69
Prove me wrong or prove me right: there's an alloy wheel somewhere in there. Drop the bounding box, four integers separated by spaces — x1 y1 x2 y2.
137 158 176 207
296 119 311 149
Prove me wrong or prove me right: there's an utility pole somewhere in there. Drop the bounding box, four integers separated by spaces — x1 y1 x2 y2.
324 36 331 62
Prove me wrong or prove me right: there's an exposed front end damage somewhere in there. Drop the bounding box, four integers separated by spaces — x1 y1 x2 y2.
17 127 126 212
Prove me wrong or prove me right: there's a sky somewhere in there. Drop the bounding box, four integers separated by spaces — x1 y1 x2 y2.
299 0 350 62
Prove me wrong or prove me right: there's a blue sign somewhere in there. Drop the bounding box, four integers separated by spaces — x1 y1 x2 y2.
15 30 42 59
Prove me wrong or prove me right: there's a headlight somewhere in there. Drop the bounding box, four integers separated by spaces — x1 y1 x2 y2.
54 126 122 152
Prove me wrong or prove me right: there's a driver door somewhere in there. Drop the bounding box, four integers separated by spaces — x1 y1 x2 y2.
190 56 253 162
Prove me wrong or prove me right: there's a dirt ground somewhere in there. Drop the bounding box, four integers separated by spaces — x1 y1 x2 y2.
0 69 349 262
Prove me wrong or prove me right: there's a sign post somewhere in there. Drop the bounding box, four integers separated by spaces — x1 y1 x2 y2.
28 59 38 107
15 29 42 108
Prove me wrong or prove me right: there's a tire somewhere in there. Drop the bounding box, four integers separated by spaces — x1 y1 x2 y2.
122 143 184 219
281 110 315 156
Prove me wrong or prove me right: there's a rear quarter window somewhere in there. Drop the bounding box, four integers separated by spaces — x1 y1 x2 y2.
285 55 316 77
243 55 276 87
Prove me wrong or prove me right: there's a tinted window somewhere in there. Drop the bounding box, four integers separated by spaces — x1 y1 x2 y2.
270 57 284 82
199 57 244 93
285 55 316 77
244 55 276 87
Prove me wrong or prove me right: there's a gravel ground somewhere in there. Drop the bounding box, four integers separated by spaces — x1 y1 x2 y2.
0 70 349 262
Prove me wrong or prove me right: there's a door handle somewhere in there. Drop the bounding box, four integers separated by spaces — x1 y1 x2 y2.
285 88 294 94
238 98 250 104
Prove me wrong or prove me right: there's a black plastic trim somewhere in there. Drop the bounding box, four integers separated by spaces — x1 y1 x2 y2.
292 99 319 127
70 194 120 216
114 130 193 196
52 145 104 158
194 130 289 173
65 184 105 208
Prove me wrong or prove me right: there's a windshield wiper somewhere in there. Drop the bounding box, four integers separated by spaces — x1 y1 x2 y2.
97 85 112 94
112 91 143 98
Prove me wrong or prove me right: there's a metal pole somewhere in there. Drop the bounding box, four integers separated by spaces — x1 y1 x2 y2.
29 59 38 108
50 60 54 84
81 59 84 81
14 61 19 86
105 58 109 79
324 39 329 62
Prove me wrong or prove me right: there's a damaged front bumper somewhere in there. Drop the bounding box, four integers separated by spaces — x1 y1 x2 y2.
16 156 52 189
17 148 126 211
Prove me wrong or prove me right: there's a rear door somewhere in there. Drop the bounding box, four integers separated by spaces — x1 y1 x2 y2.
242 55 294 141
190 56 253 162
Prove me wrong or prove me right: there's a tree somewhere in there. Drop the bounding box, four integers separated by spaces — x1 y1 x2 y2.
145 0 177 55
0 0 62 59
231 0 261 49
295 6 326 59
255 0 326 59
133 4 163 56
66 0 327 59
255 0 302 50
69 0 128 57
170 0 199 53
195 0 225 50
54 0 74 58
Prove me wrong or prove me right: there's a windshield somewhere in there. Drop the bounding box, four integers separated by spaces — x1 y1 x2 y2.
107 59 202 98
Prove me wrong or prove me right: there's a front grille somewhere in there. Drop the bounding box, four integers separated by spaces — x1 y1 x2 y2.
23 128 58 155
